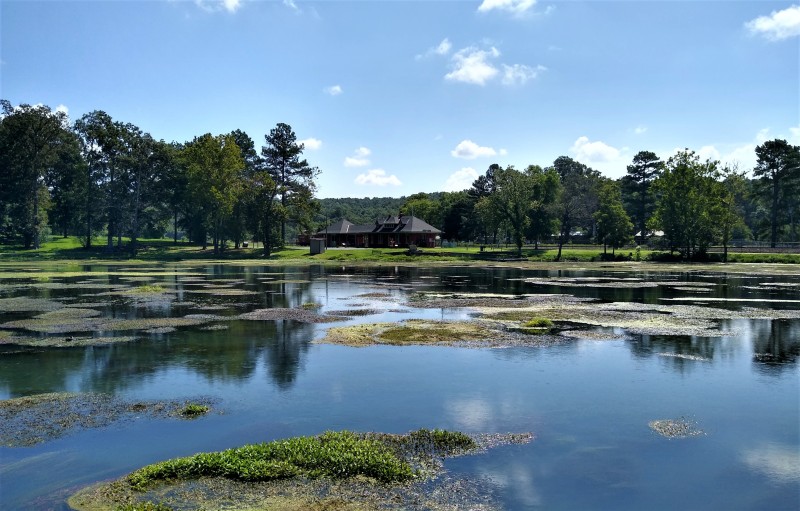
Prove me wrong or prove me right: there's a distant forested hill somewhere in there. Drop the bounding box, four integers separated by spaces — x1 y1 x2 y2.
317 196 440 226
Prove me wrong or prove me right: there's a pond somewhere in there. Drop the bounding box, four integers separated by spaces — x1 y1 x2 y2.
0 263 798 510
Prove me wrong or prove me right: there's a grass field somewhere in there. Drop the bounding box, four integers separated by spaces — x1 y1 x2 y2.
0 236 797 264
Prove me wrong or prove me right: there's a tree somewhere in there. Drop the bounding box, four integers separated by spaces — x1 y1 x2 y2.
550 156 601 261
594 180 633 255
469 164 501 244
478 166 536 256
0 101 71 248
651 150 718 259
525 165 560 249
712 165 748 262
753 139 800 247
262 123 319 244
182 133 244 255
621 150 662 240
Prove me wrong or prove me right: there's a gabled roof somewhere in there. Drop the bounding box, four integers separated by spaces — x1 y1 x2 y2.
316 215 441 236
324 219 354 234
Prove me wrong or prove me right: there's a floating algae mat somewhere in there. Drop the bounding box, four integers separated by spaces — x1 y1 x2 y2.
0 393 217 447
239 307 348 324
68 429 532 511
0 313 222 335
318 319 564 348
649 418 704 439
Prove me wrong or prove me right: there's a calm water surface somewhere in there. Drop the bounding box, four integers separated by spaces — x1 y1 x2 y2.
0 264 798 510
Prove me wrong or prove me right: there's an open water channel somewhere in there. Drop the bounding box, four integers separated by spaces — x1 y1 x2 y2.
0 263 798 510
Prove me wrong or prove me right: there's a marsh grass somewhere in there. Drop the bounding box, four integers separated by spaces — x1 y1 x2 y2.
179 403 210 418
126 430 415 491
128 284 166 294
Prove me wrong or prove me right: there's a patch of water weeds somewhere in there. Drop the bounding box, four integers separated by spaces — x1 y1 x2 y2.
326 309 384 317
0 314 222 335
649 418 704 439
409 292 591 310
318 319 564 348
476 300 800 337
239 308 348 324
0 297 64 313
67 429 531 511
0 334 137 348
0 393 218 447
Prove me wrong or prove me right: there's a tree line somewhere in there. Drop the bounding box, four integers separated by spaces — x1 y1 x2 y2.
321 143 799 261
1 100 798 260
0 101 318 255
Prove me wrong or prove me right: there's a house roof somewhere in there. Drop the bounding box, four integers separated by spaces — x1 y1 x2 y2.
316 215 441 236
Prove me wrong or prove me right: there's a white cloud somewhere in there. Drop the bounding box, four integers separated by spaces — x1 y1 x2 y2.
55 104 69 116
571 136 621 163
477 0 537 17
789 125 800 144
451 140 498 159
354 169 402 186
194 0 241 13
324 85 343 96
283 0 300 13
499 148 508 156
417 38 453 60
745 5 800 41
344 146 371 167
298 137 321 150
742 443 800 483
445 46 500 86
634 125 647 135
501 64 545 85
443 167 479 192
697 145 722 162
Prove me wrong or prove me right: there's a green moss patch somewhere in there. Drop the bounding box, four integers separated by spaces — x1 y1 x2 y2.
68 429 531 511
179 403 210 418
0 393 217 447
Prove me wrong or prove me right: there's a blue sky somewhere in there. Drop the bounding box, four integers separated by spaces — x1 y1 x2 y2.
2 1 798 198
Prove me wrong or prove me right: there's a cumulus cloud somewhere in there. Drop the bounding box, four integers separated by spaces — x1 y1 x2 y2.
697 145 722 162
571 136 621 163
324 85 343 96
344 146 371 167
194 0 241 13
745 5 800 41
443 167 479 192
502 64 546 85
298 137 321 150
55 104 69 116
445 46 500 86
417 38 453 60
451 140 498 159
477 0 537 17
354 169 402 186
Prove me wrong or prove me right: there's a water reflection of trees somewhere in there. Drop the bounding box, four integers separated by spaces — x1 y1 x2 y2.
750 319 799 375
627 333 729 375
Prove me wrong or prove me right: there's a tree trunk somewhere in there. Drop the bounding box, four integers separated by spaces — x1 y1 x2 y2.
173 210 178 244
771 179 779 248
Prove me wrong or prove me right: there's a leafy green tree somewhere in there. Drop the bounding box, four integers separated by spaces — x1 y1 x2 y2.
620 151 662 239
182 133 244 254
469 164 501 244
246 169 282 256
712 165 748 262
651 150 719 259
525 165 560 249
401 193 438 224
262 123 319 244
228 130 260 248
439 191 474 241
550 156 601 261
753 139 800 247
0 100 72 248
478 166 536 256
594 180 633 255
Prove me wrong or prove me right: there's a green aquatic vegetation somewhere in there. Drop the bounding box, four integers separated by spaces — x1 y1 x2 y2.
326 309 383 317
117 503 174 511
0 335 138 348
128 284 166 294
523 317 553 329
0 393 217 447
239 308 348 324
1 315 215 335
319 320 527 348
0 297 64 313
179 403 210 417
68 429 530 511
649 418 704 438
126 430 414 491
185 288 258 296
301 302 322 310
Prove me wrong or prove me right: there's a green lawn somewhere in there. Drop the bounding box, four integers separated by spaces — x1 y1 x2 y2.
1 236 797 264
